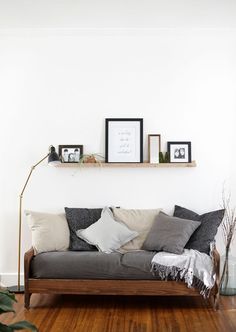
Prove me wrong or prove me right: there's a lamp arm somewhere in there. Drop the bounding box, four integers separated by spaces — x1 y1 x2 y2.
17 152 49 291
20 153 50 197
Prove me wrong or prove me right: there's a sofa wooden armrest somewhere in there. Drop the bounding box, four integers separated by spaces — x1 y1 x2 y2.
24 247 220 310
24 247 34 308
211 245 220 310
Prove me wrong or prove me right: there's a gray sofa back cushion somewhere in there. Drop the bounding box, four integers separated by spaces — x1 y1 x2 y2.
174 205 225 254
65 208 102 251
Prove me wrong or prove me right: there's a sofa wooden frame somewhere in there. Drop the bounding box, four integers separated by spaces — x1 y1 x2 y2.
24 246 220 310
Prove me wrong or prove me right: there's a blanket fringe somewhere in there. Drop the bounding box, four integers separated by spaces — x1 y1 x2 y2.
151 263 211 298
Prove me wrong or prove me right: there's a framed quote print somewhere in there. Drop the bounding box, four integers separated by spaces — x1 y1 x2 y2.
105 118 143 163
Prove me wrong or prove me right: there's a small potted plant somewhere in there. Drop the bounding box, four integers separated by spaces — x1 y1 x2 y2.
80 153 104 164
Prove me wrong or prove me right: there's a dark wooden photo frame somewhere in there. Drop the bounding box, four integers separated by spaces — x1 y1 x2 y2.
148 134 161 164
105 118 143 163
59 145 83 163
167 141 192 163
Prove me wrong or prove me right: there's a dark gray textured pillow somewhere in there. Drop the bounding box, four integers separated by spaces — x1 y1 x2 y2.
142 212 201 254
65 208 102 251
174 205 225 254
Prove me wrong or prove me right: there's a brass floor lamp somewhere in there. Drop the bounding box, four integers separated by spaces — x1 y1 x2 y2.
8 146 61 293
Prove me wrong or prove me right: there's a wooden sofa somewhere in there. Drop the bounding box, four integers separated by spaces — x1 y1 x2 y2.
24 246 220 310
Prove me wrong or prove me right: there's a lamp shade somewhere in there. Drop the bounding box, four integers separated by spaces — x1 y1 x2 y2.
48 146 61 166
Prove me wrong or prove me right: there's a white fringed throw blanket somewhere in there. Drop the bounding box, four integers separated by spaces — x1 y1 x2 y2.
151 249 216 298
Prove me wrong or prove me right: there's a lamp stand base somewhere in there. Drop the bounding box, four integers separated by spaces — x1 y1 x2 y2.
7 285 24 293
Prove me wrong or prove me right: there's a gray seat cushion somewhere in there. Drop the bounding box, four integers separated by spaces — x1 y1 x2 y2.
30 251 157 280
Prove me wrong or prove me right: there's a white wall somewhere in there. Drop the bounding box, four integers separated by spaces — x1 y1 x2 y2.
0 1 236 286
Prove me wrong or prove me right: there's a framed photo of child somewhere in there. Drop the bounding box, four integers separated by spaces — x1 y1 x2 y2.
59 145 83 163
167 142 191 163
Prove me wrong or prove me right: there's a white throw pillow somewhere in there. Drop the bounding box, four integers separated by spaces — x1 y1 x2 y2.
26 211 70 254
112 208 162 252
76 207 138 253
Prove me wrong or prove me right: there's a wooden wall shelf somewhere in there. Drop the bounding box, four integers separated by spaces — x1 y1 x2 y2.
56 161 196 168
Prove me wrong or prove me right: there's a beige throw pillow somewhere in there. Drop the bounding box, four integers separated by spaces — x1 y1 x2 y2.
112 208 162 252
26 211 70 254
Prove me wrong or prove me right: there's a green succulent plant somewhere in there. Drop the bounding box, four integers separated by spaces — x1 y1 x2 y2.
159 152 170 163
0 289 38 332
164 152 170 163
159 152 165 163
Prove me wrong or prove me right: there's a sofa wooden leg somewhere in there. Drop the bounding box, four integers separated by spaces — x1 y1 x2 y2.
25 292 31 309
213 292 219 310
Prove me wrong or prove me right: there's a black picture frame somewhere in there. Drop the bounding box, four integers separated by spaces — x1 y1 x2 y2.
59 145 84 163
105 118 143 163
167 141 192 163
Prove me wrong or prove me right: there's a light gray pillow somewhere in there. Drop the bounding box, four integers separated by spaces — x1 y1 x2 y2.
76 207 138 253
142 212 201 254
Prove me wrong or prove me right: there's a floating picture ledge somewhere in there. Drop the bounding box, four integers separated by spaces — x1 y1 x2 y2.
56 161 197 168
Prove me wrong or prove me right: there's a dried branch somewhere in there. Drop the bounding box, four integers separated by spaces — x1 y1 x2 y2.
219 190 236 291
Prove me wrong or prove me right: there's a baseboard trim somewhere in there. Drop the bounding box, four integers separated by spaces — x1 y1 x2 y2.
0 273 24 287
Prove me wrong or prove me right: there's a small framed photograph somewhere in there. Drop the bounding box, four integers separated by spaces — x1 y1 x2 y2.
167 141 192 163
59 145 83 163
148 134 161 164
105 118 143 163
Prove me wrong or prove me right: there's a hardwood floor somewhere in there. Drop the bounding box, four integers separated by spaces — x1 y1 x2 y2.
1 294 236 332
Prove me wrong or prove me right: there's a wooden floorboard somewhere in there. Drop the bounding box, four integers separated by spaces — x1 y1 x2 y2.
1 294 236 332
